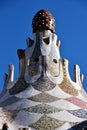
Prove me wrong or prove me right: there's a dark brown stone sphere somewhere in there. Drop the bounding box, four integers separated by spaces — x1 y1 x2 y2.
32 9 55 33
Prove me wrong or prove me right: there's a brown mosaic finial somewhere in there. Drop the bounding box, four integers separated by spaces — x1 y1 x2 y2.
32 9 55 33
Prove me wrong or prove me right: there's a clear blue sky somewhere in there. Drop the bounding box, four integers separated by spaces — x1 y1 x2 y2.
0 0 87 91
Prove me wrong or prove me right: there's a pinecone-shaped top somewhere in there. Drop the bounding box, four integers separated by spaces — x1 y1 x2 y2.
32 9 55 33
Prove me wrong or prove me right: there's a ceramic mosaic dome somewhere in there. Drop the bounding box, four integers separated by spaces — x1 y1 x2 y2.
0 9 87 130
32 9 55 33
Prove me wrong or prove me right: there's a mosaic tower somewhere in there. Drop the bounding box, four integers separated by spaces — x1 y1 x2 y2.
0 9 87 130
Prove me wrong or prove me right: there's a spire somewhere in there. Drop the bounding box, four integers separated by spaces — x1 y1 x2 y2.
0 9 87 130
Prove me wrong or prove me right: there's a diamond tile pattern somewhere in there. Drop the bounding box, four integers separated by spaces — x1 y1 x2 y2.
28 93 59 103
24 104 62 114
30 115 65 130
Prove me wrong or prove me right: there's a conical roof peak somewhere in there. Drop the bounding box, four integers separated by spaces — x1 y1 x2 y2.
32 9 55 33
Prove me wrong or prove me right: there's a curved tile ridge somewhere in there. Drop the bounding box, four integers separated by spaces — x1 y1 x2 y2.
2 64 17 90
25 37 35 59
6 64 15 89
9 78 29 95
17 49 25 79
47 111 87 122
2 49 26 94
46 85 72 99
24 31 61 84
55 122 72 130
65 97 87 109
24 33 42 84
67 109 87 119
0 96 21 107
0 91 10 103
28 93 59 103
14 111 42 126
15 85 41 98
33 31 60 59
58 59 79 96
24 104 62 114
30 115 65 130
74 64 84 89
31 75 56 92
24 57 41 83
0 74 9 99
59 59 84 92
46 59 63 84
46 99 81 110
4 99 41 110
49 33 60 59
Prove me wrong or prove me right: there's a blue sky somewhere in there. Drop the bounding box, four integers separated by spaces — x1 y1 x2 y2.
0 0 87 91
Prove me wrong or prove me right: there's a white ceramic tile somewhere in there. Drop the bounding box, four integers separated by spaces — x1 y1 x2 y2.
14 111 42 126
47 111 87 122
5 99 41 110
55 122 73 130
46 99 81 110
15 85 41 98
46 85 72 99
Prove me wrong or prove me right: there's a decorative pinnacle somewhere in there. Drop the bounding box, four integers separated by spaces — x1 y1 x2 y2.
32 9 55 33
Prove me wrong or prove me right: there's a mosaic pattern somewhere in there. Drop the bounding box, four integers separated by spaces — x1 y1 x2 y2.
66 97 87 109
9 78 29 95
32 75 55 91
48 57 60 77
0 108 16 123
14 111 42 126
32 9 55 33
46 99 81 110
28 93 59 103
4 99 41 110
67 109 87 119
15 85 41 99
59 78 78 96
0 96 21 107
31 37 41 58
1 10 87 130
30 115 65 130
46 85 72 99
28 58 39 76
8 110 19 119
58 59 78 96
47 111 86 122
24 104 62 114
